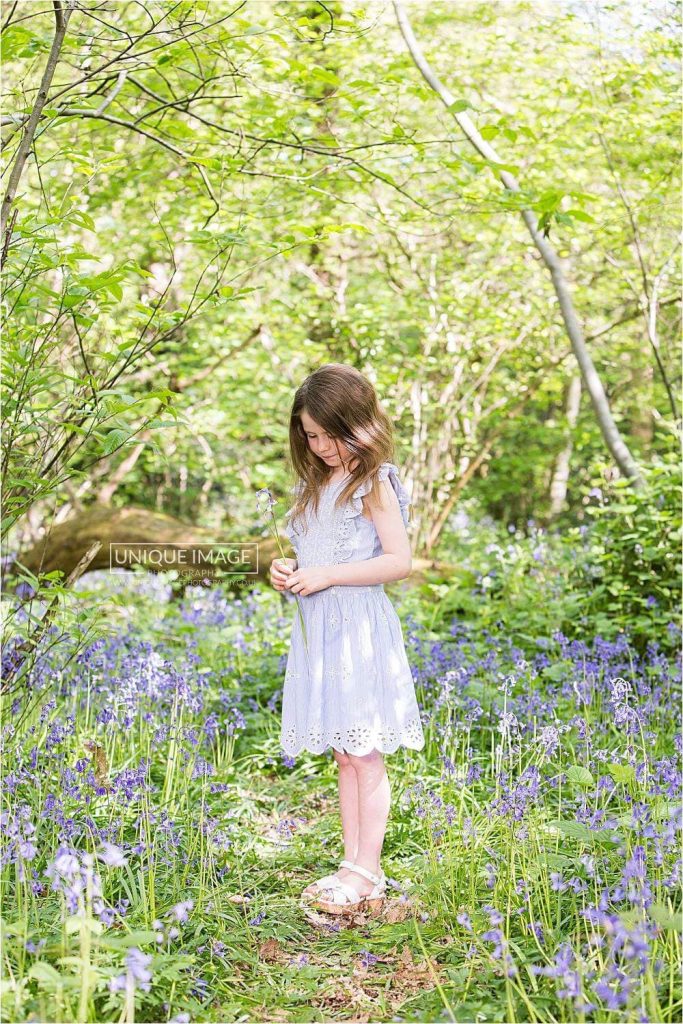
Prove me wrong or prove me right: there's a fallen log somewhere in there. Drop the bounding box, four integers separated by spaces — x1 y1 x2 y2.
8 505 273 592
7 505 451 595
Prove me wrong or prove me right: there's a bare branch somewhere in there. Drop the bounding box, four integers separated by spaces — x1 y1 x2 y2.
1 0 76 254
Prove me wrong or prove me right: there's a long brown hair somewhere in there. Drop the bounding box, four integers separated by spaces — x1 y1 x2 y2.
287 363 396 529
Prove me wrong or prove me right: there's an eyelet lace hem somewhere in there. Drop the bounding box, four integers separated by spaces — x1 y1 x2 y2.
281 716 425 756
334 462 411 564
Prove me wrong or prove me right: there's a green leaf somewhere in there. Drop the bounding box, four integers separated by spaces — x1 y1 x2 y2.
311 67 340 86
105 281 123 301
447 99 473 114
101 429 130 455
188 156 222 170
648 904 683 933
64 915 103 936
565 208 595 223
565 765 594 788
27 962 63 986
541 851 578 869
96 930 159 950
608 762 636 785
543 663 569 681
547 819 620 846
1 25 45 61
70 211 96 231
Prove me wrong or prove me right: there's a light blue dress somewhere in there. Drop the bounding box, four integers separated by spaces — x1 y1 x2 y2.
280 461 426 757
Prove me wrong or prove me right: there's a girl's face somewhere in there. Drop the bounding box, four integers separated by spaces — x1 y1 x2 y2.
300 410 356 472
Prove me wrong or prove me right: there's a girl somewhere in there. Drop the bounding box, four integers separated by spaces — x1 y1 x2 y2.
269 363 425 915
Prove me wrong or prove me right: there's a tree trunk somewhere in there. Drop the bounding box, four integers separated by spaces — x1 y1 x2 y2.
393 0 645 490
548 374 582 518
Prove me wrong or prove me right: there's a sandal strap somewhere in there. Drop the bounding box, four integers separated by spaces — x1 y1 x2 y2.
344 862 382 886
319 878 362 904
314 872 339 887
339 860 356 870
335 880 362 903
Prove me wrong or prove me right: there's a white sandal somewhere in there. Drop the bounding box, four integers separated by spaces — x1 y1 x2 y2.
301 859 356 900
311 862 386 915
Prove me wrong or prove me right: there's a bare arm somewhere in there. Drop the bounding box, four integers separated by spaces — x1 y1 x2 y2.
328 478 412 586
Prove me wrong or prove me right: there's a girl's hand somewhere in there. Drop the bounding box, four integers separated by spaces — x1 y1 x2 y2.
284 565 333 597
270 556 297 591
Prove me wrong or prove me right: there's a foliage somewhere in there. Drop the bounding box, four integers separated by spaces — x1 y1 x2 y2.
0 576 680 1022
423 455 681 655
1 4 680 1018
567 454 682 648
1 0 680 554
422 507 583 642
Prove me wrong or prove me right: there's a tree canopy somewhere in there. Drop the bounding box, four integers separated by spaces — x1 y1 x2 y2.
2 0 680 558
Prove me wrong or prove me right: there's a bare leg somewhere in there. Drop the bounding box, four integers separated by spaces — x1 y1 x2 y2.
336 748 390 896
334 748 360 859
302 748 358 896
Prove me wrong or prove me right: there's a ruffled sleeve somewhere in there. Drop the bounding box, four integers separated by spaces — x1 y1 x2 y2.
344 462 412 528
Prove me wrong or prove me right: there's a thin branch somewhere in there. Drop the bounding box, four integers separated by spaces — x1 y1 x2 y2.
1 0 75 253
94 68 128 115
585 294 681 342
2 1 19 31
